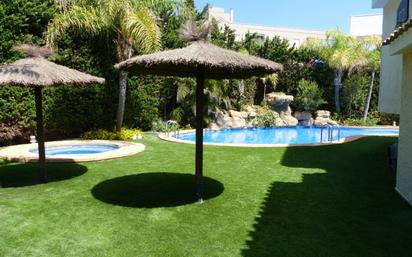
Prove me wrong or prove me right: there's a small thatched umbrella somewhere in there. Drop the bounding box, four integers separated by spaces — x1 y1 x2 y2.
115 21 282 202
0 44 105 182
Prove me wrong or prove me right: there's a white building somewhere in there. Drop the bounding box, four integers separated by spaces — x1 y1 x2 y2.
373 0 412 206
349 13 383 38
206 7 326 47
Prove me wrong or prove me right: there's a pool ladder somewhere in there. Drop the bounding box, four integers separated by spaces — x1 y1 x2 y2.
165 120 180 138
320 124 341 143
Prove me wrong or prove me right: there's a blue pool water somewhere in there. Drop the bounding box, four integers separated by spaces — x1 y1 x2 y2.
30 144 119 156
176 126 399 145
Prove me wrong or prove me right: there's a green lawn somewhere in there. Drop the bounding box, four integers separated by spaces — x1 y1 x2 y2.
1 136 411 257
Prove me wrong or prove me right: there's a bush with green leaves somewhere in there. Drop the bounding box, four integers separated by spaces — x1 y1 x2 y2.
341 117 380 127
295 79 326 112
151 119 180 133
277 61 313 96
253 104 279 128
81 128 144 141
342 73 369 117
124 76 161 131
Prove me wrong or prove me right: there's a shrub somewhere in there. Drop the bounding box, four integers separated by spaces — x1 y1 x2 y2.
125 76 161 131
81 129 118 140
295 79 326 112
117 128 145 140
152 119 180 133
277 61 313 96
0 123 31 146
369 112 400 126
342 73 369 117
81 128 144 141
341 118 380 127
254 104 279 128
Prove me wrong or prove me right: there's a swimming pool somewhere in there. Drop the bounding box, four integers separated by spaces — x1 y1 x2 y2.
30 144 119 156
173 126 399 146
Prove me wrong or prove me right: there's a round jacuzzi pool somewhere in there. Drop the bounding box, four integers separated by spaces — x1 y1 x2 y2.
29 144 120 156
0 140 145 163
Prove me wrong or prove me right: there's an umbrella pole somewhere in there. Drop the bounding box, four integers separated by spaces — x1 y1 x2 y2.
34 87 47 183
195 70 205 203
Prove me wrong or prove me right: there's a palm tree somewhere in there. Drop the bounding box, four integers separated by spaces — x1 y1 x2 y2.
47 0 175 131
363 36 381 121
306 30 367 113
171 78 232 125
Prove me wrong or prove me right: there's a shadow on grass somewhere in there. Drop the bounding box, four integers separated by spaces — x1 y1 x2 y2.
0 162 88 188
0 159 12 167
91 172 224 208
242 137 412 257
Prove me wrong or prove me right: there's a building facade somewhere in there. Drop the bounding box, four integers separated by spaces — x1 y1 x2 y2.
373 0 412 206
206 7 326 47
349 13 383 38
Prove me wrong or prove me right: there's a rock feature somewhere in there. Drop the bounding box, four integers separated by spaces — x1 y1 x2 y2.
266 93 294 116
313 110 338 127
266 93 298 126
209 94 338 130
294 111 314 126
211 110 250 129
209 92 300 129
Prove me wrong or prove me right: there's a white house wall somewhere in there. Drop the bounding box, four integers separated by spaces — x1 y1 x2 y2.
227 23 326 47
350 14 383 37
378 0 402 114
207 7 326 47
396 51 412 204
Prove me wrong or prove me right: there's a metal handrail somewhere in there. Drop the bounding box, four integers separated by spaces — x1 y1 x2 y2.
320 124 341 143
165 120 179 137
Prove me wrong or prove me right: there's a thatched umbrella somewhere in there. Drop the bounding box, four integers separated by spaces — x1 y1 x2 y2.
115 21 282 203
0 44 105 182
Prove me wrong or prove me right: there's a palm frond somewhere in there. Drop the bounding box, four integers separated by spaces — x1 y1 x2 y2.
98 0 129 21
137 0 180 14
262 73 278 85
315 29 369 71
123 8 161 53
46 5 107 47
176 82 194 103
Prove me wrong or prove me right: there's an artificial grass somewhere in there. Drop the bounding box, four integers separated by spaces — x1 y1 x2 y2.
0 136 411 257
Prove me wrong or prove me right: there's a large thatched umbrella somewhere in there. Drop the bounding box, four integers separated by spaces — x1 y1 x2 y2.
0 44 105 182
115 21 282 203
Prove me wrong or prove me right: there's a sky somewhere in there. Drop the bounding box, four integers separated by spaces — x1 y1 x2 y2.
194 0 382 33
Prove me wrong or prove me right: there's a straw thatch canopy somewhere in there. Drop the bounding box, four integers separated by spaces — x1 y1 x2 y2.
0 57 105 87
114 41 282 79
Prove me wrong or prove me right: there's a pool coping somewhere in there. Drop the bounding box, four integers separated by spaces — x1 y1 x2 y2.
159 126 399 148
0 140 145 163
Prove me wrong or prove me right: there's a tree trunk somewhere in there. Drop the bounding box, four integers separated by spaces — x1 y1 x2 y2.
115 37 133 132
263 82 267 101
363 70 376 121
334 69 343 113
116 70 128 131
